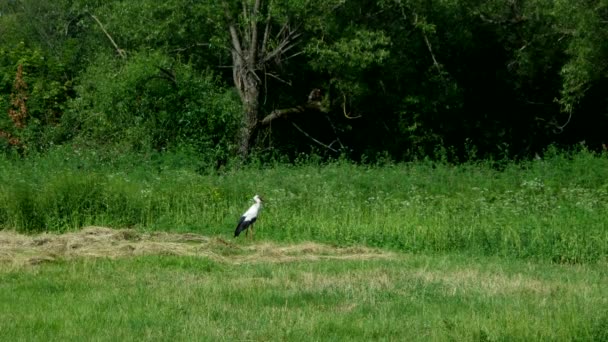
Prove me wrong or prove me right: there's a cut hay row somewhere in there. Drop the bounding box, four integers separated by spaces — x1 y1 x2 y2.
0 226 394 267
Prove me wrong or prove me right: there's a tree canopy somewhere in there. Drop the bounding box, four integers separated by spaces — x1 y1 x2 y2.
1 0 607 162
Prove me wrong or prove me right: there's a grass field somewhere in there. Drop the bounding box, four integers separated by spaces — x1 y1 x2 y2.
1 148 607 340
1 147 607 262
1 228 607 341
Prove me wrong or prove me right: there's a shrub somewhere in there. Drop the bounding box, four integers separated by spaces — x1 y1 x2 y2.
61 51 241 161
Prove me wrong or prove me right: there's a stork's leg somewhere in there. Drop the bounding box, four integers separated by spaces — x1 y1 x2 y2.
251 224 255 240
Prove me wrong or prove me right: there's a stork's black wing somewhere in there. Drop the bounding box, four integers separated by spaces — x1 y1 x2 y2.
234 216 256 237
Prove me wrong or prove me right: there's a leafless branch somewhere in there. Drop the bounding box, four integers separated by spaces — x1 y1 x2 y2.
155 66 177 87
282 51 305 62
422 30 442 74
412 13 442 75
260 22 301 63
261 106 307 125
325 116 345 149
228 23 244 57
275 22 289 41
553 112 573 134
242 1 249 25
263 33 302 64
265 72 292 85
260 13 272 58
171 43 228 53
241 1 250 50
479 13 526 25
291 122 338 153
222 1 243 57
342 94 361 119
250 0 262 64
90 14 126 59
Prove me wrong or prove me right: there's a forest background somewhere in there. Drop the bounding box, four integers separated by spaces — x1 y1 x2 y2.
1 0 607 164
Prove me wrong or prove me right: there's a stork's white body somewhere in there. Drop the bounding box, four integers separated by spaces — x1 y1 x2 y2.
234 195 263 238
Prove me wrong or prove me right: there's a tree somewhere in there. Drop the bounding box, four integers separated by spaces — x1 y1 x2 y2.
220 0 303 158
2 0 607 161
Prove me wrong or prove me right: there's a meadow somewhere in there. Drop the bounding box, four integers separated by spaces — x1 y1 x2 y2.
1 147 607 340
1 242 607 341
1 147 607 262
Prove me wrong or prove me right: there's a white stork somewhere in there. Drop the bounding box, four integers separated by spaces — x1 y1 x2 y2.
234 195 263 239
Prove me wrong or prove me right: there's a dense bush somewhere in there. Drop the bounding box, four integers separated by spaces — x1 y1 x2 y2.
0 42 75 152
59 51 240 159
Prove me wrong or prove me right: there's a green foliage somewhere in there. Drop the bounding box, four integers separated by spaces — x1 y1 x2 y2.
61 51 240 156
0 42 73 150
553 0 608 113
1 0 608 160
307 30 391 74
306 29 391 107
89 0 223 66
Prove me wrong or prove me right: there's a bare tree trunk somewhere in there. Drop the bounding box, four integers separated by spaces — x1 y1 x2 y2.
225 0 261 159
238 74 260 157
231 38 261 158
223 0 300 159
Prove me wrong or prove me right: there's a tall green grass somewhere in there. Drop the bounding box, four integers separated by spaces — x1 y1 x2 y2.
1 147 607 263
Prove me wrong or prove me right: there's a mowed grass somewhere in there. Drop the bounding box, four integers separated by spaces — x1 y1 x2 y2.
1 148 607 340
0 242 607 341
1 147 607 262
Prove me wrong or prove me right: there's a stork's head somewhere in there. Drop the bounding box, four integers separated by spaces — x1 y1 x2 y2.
253 194 263 203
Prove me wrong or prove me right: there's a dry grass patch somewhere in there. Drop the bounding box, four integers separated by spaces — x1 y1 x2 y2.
410 268 563 297
0 226 394 267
